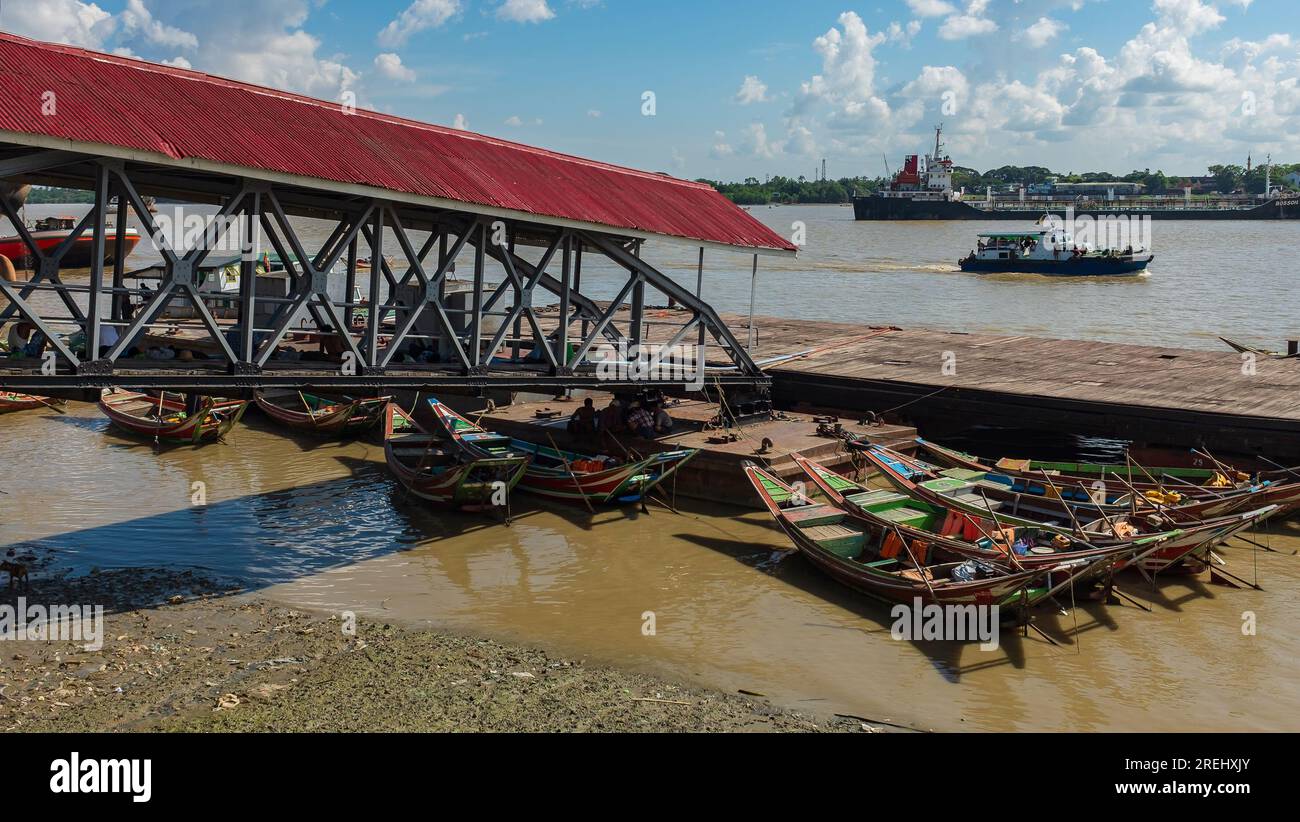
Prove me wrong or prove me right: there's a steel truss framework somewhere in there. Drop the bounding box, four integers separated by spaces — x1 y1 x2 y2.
0 147 767 396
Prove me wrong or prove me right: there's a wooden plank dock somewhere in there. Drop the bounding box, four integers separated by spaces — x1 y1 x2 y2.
547 304 1300 461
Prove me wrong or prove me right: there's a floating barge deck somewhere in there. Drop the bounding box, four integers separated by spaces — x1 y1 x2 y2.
546 305 1300 462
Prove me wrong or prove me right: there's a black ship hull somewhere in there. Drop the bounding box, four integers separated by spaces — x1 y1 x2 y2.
853 196 1300 220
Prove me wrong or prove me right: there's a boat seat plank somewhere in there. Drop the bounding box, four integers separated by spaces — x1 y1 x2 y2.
785 504 844 526
849 490 907 506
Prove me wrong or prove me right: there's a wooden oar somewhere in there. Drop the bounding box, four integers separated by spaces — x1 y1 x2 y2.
1038 470 1089 539
1252 453 1300 483
1076 480 1122 540
1112 472 1178 525
1127 455 1171 495
600 427 650 514
29 395 67 414
546 430 595 515
1160 471 1227 499
975 488 1026 571
891 523 939 602
1190 447 1238 480
298 391 321 428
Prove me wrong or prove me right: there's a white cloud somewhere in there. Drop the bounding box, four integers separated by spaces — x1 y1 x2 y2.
496 0 555 23
120 0 198 50
3 0 116 48
744 123 778 159
378 0 461 48
735 75 769 104
175 2 364 102
906 0 956 17
735 0 1300 179
794 10 890 128
938 0 998 41
1153 0 1224 37
711 130 735 158
374 53 416 82
587 109 602 118
504 115 524 126
786 122 816 156
1022 17 1066 48
1221 33 1292 62
452 113 469 129
887 20 923 46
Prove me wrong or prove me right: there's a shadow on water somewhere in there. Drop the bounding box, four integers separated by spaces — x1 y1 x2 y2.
0 465 508 613
675 531 1035 683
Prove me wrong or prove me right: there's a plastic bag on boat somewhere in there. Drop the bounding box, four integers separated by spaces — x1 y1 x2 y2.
952 561 981 582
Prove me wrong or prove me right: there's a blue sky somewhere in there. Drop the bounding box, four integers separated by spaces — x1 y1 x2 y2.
5 1 1298 179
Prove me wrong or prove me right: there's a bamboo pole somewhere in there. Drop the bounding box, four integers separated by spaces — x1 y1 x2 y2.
546 430 595 515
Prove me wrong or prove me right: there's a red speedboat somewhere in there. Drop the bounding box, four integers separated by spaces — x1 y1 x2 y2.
0 216 140 268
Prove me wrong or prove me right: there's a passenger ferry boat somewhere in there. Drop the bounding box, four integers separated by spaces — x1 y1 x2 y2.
958 227 1153 276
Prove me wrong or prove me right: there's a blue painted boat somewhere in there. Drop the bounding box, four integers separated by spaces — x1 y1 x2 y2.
959 228 1153 276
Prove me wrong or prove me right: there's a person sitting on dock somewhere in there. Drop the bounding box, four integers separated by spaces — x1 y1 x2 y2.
652 403 673 434
626 401 655 439
600 398 626 433
6 321 34 353
569 397 598 437
318 324 347 358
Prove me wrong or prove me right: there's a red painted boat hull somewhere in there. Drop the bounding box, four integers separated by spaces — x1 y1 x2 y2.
0 229 140 268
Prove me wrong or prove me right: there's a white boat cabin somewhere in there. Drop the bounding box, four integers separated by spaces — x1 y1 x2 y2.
973 229 1103 261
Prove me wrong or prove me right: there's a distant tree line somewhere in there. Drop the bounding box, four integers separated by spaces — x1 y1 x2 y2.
953 163 1300 196
25 186 96 204
704 162 1300 204
699 176 879 205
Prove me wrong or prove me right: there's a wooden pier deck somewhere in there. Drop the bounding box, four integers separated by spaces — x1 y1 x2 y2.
558 304 1300 460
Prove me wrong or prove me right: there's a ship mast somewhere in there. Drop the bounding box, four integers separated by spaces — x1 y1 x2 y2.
934 124 943 160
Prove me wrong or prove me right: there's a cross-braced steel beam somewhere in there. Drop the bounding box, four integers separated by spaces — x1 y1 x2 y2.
0 149 768 394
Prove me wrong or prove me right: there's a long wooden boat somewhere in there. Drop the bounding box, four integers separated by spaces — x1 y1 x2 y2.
383 404 527 512
792 455 1171 581
913 437 1300 516
99 389 247 445
508 439 697 506
852 440 1269 524
0 391 66 413
855 443 1277 574
254 390 390 437
419 398 527 459
418 397 694 507
744 461 1059 607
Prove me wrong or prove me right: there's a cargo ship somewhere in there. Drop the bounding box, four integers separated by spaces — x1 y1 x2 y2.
853 127 1300 220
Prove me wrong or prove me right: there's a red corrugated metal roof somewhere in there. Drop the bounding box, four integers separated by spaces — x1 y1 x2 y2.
0 32 795 254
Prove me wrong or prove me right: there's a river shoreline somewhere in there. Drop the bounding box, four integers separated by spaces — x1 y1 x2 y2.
0 569 872 733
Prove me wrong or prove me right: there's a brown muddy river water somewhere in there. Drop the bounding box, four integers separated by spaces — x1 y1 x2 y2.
2 404 1298 732
5 203 1300 731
